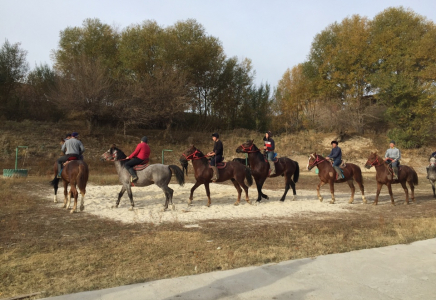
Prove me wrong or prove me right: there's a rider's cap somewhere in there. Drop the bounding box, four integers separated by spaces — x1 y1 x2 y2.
141 136 148 143
71 132 79 137
212 133 219 138
331 140 338 145
390 140 395 144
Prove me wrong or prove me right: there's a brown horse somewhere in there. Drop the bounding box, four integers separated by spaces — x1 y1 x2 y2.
365 152 418 205
236 140 299 202
50 159 89 213
180 145 253 206
307 153 366 204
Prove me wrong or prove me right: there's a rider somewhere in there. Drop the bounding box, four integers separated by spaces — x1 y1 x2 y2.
384 140 401 180
57 132 85 178
207 133 223 182
326 140 344 179
263 130 276 175
427 150 436 178
125 136 150 182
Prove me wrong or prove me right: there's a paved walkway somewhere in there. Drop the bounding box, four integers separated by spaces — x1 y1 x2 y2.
42 239 436 300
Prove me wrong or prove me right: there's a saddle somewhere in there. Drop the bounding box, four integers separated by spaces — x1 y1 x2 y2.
329 159 346 168
264 153 278 163
62 156 79 167
133 161 150 171
209 161 227 169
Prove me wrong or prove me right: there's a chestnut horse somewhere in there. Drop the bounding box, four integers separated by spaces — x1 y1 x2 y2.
50 160 89 213
307 153 366 204
236 140 299 202
180 145 253 206
365 152 418 205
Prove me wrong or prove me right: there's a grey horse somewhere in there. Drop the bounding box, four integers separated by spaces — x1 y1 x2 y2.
427 157 436 198
101 145 185 210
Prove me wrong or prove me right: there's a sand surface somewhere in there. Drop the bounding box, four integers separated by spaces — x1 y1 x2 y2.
48 182 370 224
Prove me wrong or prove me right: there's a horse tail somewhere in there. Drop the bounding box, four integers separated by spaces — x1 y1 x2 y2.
293 161 300 183
412 168 418 185
76 162 89 192
50 177 59 188
245 166 253 187
353 164 364 185
169 165 185 186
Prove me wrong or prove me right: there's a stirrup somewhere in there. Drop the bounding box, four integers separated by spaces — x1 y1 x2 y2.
131 176 138 182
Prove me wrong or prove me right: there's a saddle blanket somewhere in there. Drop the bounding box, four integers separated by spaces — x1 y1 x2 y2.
134 163 149 171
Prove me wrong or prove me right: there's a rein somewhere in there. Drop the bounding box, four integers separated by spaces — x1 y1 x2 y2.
366 156 383 167
182 149 204 161
239 143 260 153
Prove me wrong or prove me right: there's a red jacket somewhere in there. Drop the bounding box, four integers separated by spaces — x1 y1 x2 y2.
129 143 150 161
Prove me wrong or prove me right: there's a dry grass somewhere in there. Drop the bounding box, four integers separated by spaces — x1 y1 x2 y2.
1 176 436 299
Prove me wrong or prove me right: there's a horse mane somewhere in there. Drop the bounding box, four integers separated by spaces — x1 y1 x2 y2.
111 146 127 163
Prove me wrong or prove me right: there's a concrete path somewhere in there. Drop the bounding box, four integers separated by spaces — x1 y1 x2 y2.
42 239 436 300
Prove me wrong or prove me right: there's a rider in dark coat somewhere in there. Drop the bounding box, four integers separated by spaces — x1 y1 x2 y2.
326 140 344 179
263 131 276 175
207 133 223 182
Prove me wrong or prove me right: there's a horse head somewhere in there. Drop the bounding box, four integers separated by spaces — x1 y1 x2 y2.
365 152 380 169
307 152 321 171
100 144 127 161
430 157 436 167
236 140 258 153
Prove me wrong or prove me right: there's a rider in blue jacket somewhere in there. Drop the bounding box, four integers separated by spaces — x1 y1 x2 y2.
326 141 344 179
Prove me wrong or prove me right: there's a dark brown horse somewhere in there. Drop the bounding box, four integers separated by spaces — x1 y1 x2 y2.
307 153 366 204
235 140 299 202
365 152 418 205
180 145 253 206
50 159 89 213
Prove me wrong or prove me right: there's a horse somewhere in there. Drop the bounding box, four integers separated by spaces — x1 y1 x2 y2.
179 145 253 207
307 153 366 204
235 140 299 202
427 157 436 198
50 159 89 213
101 145 185 211
365 152 418 205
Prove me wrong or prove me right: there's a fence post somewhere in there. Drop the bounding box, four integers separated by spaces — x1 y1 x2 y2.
162 149 173 164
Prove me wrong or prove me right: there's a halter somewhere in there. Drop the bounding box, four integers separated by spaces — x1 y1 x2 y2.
239 143 260 153
308 154 326 168
182 149 204 160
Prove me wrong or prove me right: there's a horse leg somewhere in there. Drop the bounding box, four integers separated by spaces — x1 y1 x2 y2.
347 180 355 204
401 181 410 205
204 182 212 207
317 181 326 202
79 191 86 212
329 180 335 204
189 181 202 206
159 185 174 211
255 178 268 202
356 179 366 204
280 182 290 202
387 183 395 206
126 185 135 210
114 186 126 208
373 182 382 205
53 180 58 203
290 179 297 201
432 182 436 198
231 178 242 206
70 185 79 214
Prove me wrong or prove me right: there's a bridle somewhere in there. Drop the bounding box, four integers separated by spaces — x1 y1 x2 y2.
239 143 260 153
182 149 204 160
308 154 326 169
366 155 382 167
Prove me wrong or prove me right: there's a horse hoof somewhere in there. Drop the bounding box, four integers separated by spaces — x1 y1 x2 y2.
171 204 176 211
234 202 240 206
319 197 323 202
372 202 378 206
292 196 297 201
80 206 84 211
70 209 75 214
129 206 134 211
330 200 335 204
348 200 354 204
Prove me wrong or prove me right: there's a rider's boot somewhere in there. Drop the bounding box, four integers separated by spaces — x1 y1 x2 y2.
128 168 138 182
334 166 344 179
268 160 276 176
211 166 219 182
57 163 63 178
393 167 399 180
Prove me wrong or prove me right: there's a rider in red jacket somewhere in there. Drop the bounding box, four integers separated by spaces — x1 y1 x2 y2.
125 136 150 182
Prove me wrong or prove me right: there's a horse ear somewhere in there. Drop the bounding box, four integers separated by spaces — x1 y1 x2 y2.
251 139 254 143
111 143 116 148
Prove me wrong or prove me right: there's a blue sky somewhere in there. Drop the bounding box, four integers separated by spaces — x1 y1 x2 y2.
1 0 435 87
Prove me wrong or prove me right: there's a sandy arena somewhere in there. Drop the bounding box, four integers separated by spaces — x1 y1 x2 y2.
46 182 375 224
